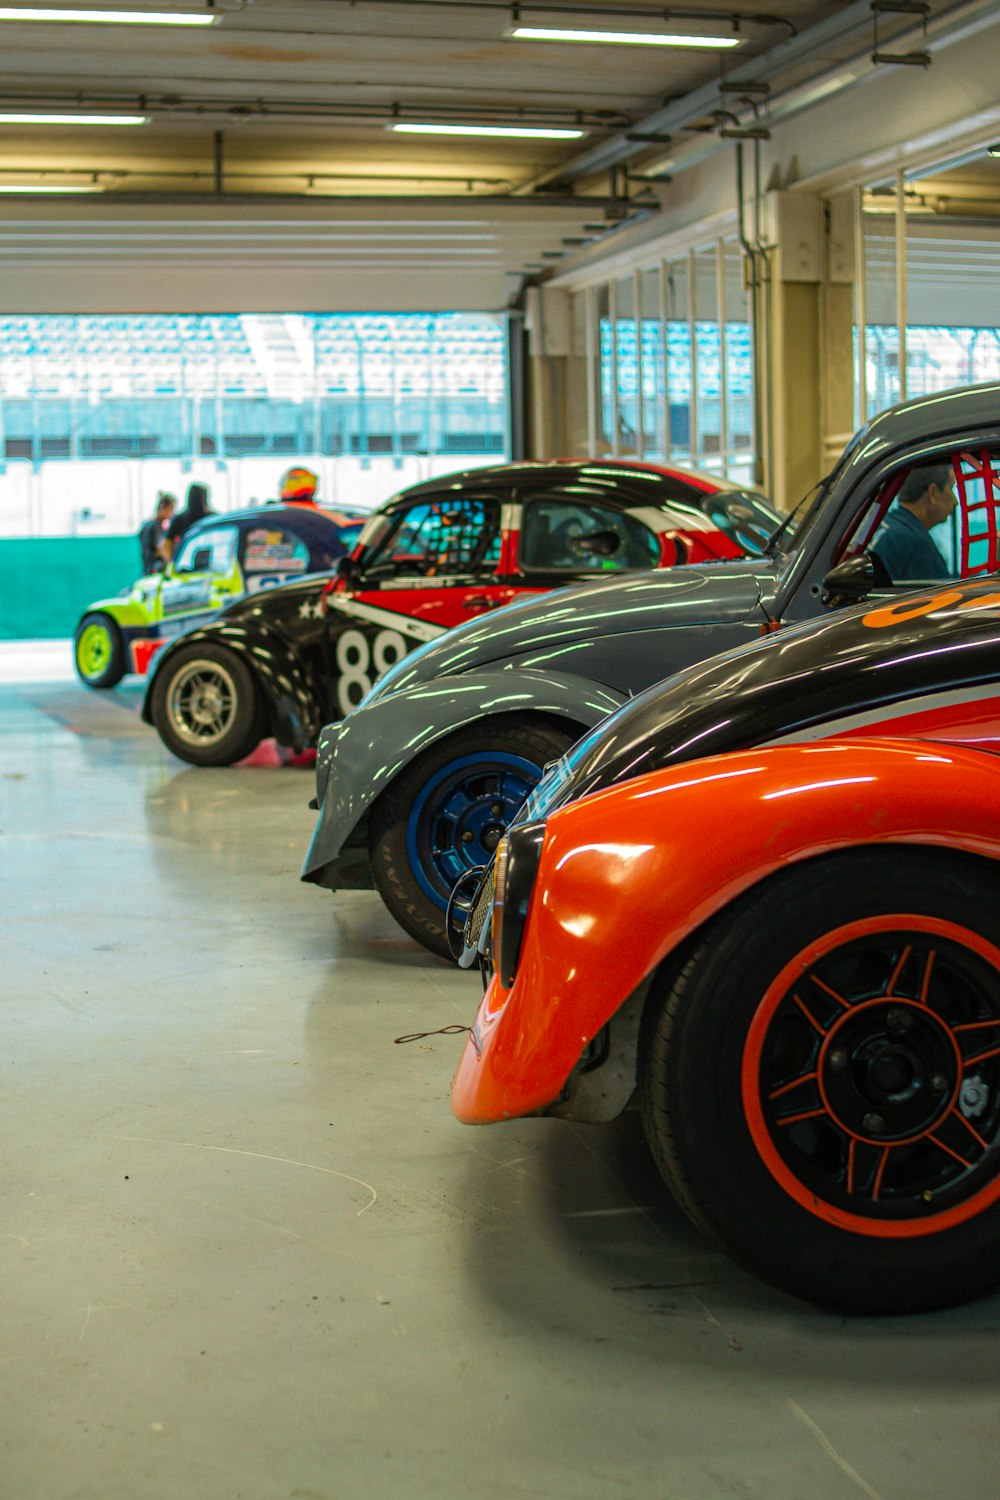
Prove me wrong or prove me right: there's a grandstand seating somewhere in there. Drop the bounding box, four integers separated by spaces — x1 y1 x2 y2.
0 312 507 462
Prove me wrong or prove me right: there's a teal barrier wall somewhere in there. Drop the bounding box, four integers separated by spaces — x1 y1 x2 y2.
0 536 139 639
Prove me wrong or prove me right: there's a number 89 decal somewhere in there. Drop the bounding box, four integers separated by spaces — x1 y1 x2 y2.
336 627 410 714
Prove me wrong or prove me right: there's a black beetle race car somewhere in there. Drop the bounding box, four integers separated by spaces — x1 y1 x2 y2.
453 576 1000 1315
141 460 776 766
302 381 1000 958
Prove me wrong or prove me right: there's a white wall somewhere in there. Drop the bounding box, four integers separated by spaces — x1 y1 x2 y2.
0 450 503 537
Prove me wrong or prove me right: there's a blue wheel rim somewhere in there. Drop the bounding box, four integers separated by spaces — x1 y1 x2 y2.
405 750 544 909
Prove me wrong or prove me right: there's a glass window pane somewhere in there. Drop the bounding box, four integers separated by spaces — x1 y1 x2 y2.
862 205 900 417
694 246 721 474
367 498 499 574
242 527 311 576
596 285 614 454
723 239 754 486
174 524 237 574
640 268 665 459
666 260 691 465
566 290 592 456
520 493 659 572
615 276 639 455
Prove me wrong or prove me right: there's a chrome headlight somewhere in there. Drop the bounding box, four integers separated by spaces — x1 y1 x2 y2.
492 819 547 987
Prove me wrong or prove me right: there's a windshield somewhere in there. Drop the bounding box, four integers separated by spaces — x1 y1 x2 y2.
354 513 392 557
764 475 831 564
705 488 782 556
772 422 872 565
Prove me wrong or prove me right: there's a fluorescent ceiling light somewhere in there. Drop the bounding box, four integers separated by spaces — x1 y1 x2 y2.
0 111 147 124
0 7 215 23
391 122 586 140
0 182 103 191
511 25 740 49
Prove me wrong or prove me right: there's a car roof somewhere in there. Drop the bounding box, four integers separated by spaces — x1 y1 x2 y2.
822 379 1000 512
380 459 730 511
188 505 350 538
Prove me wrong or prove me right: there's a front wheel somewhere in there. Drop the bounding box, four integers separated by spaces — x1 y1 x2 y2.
151 643 264 766
639 849 1000 1314
74 612 126 689
369 718 575 959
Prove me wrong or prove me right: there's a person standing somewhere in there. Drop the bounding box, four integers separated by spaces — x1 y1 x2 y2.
164 481 213 560
138 491 175 574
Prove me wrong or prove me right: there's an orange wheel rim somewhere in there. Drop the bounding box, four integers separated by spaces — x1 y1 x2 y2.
741 915 1000 1239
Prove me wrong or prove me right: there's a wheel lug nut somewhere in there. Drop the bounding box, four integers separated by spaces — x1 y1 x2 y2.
461 830 474 843
887 1008 910 1034
928 1073 948 1094
828 1049 848 1072
863 1112 886 1135
490 803 503 817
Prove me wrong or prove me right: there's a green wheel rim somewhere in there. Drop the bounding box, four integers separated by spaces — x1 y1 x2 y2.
77 622 112 680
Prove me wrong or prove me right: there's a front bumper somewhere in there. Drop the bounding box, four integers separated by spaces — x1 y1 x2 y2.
451 969 648 1126
301 716 372 888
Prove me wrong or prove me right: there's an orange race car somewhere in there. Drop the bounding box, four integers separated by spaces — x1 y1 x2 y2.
451 581 1000 1315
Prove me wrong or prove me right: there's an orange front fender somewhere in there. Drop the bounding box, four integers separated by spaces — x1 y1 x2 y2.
452 738 1000 1125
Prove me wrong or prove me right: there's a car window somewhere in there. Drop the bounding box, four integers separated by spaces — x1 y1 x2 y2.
836 448 1000 586
705 490 780 556
242 526 311 576
364 498 500 576
520 494 659 572
173 525 238 574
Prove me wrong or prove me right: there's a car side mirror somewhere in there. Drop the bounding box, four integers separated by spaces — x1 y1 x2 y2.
189 547 212 572
570 529 621 558
817 550 892 608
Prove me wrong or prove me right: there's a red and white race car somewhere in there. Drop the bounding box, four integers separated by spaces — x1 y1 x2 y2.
328 458 778 643
142 458 778 765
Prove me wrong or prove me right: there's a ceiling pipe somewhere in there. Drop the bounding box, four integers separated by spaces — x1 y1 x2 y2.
0 91 631 130
512 0 996 191
309 0 794 31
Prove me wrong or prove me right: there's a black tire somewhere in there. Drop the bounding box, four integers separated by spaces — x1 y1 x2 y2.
151 643 264 766
370 717 576 959
74 612 126 690
638 848 1000 1314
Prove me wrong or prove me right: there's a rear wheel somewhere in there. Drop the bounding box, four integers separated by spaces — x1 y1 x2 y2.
151 644 264 766
74 612 126 689
639 850 1000 1313
370 718 575 959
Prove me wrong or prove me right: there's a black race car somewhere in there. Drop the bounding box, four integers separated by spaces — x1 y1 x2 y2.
141 460 776 765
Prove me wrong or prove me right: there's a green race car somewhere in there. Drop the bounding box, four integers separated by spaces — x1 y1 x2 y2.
73 505 362 689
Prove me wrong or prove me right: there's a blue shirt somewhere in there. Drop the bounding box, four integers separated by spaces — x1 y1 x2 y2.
871 505 952 583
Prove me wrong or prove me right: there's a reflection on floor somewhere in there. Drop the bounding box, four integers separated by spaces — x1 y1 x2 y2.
2 673 999 1500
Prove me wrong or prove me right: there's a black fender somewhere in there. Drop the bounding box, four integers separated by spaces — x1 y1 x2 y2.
142 618 327 750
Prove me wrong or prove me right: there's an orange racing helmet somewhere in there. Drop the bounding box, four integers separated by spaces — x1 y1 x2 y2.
280 466 320 503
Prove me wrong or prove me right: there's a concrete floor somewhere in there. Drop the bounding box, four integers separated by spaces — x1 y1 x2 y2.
3 652 1000 1500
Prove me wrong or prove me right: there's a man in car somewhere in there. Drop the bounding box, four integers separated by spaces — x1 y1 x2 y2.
872 461 958 581
279 467 321 507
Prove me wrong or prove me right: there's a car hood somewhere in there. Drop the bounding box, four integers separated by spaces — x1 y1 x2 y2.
520 579 1000 821
364 557 779 701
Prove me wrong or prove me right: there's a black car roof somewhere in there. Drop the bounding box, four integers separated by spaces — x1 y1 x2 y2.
391 460 683 495
189 505 350 540
380 459 727 513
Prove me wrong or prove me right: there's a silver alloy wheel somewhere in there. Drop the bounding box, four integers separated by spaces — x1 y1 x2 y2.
166 657 239 747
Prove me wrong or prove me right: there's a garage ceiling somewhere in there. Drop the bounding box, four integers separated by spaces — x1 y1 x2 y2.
0 0 992 309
